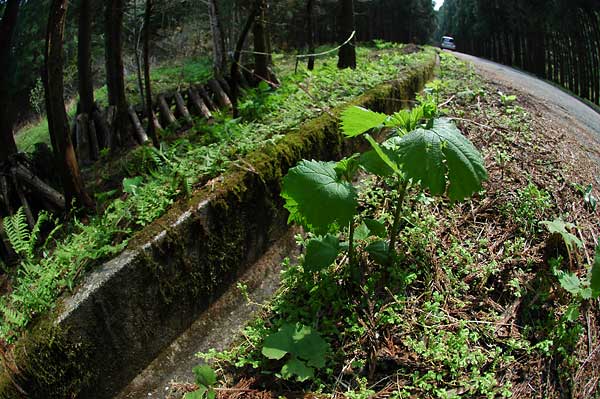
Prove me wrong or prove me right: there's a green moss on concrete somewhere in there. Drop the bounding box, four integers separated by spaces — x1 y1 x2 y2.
0 318 92 399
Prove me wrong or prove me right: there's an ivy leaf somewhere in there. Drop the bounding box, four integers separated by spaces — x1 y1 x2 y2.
591 242 600 299
365 239 390 265
364 218 386 238
304 234 340 272
281 356 314 382
394 118 487 201
192 365 217 387
282 160 358 234
540 219 583 252
340 106 387 137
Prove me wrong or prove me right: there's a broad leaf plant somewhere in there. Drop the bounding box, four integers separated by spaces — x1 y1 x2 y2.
282 100 488 272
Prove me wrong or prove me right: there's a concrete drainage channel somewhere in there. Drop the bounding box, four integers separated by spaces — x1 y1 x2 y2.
0 53 436 399
116 228 300 398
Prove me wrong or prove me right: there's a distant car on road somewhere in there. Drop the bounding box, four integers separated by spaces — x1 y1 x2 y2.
440 36 456 50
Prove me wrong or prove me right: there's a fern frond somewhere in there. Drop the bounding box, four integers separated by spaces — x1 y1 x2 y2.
0 304 26 328
27 211 49 259
4 208 30 258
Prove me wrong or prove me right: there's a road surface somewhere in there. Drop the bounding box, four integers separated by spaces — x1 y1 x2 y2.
451 52 600 154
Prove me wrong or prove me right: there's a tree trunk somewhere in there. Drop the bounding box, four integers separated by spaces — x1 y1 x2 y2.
105 0 129 147
230 0 262 117
143 0 159 147
253 0 270 82
337 0 356 69
0 0 20 162
45 0 93 210
306 0 316 70
208 0 227 77
78 0 94 115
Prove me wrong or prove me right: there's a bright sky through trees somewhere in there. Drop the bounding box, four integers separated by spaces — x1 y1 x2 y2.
434 0 444 10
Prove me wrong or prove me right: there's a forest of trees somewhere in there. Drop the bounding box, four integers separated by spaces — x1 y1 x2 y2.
437 0 600 106
0 0 437 220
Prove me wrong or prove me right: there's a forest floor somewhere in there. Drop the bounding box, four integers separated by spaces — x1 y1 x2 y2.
170 52 600 399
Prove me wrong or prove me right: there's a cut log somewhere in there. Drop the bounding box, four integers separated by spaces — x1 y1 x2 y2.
174 92 193 125
149 110 163 132
157 94 178 127
92 107 111 149
196 85 217 110
14 164 65 209
128 106 149 144
75 114 92 165
207 79 232 109
188 88 213 120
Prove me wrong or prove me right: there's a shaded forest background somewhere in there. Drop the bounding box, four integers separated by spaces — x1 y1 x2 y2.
2 0 436 130
437 0 600 106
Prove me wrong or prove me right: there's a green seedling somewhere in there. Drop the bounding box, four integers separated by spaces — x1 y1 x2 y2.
185 365 218 399
281 102 487 275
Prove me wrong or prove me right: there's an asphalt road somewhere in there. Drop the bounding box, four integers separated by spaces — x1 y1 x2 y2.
451 51 600 148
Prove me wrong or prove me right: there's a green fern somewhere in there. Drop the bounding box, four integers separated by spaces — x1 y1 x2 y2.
3 208 29 257
3 208 50 261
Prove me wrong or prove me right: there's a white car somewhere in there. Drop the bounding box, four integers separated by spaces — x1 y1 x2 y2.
440 36 456 50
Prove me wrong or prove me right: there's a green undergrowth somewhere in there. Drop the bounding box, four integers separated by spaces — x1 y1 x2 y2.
0 44 434 343
192 52 600 398
16 57 213 152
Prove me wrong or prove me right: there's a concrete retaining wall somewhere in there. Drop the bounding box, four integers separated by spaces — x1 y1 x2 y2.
0 53 436 399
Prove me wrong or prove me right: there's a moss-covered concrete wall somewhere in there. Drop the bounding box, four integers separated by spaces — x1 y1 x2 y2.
0 54 436 399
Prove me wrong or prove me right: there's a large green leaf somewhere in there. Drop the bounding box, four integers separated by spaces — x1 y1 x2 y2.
262 323 328 365
364 134 401 176
304 234 340 272
282 160 358 234
281 356 314 381
359 150 395 177
340 106 388 137
262 323 295 360
393 118 487 201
